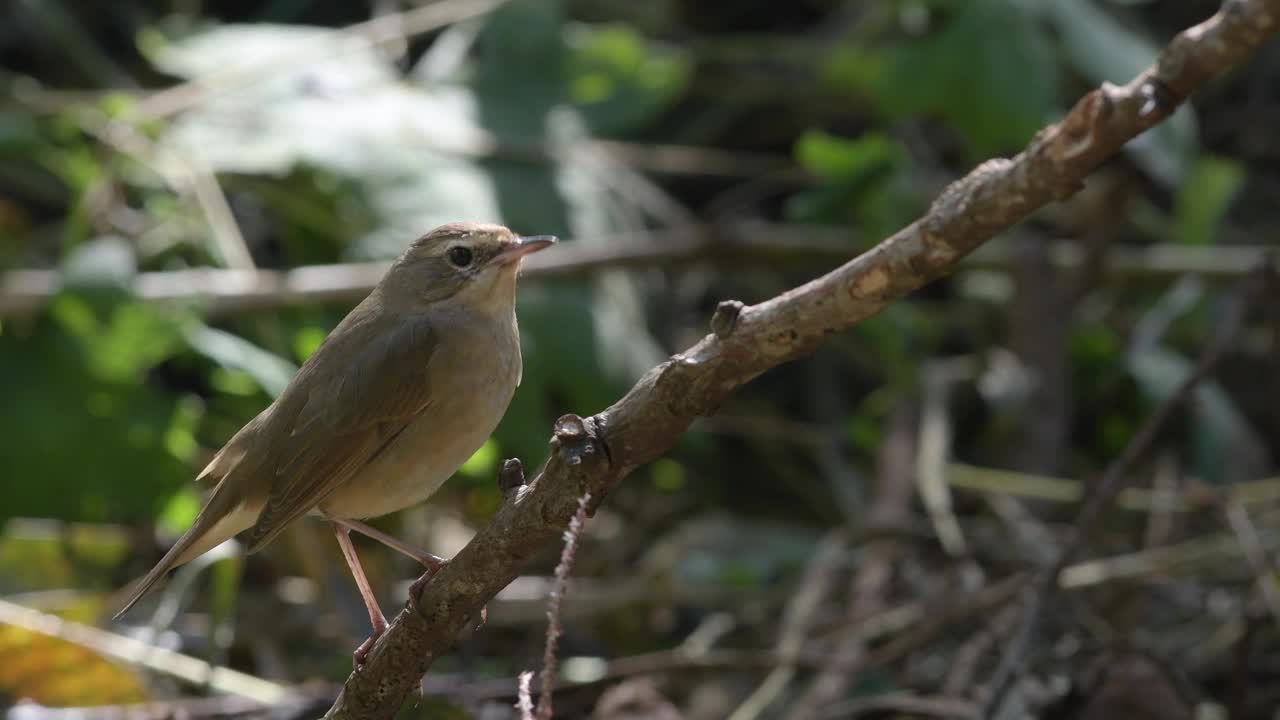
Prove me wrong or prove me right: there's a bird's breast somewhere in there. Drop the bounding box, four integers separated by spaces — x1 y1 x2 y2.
319 315 522 520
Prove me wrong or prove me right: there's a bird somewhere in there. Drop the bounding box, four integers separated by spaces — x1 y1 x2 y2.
112 222 556 665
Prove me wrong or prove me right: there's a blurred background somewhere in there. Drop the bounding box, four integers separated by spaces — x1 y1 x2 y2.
2 0 1279 717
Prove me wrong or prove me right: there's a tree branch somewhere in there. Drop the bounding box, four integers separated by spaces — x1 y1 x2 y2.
316 1 1280 716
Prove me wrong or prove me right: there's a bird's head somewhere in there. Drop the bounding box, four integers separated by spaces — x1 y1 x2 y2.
382 222 556 312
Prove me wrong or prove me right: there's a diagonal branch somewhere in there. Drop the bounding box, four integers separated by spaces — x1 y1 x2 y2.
324 2 1280 717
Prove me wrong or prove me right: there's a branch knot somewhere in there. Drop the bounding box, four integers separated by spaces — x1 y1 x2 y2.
711 300 745 338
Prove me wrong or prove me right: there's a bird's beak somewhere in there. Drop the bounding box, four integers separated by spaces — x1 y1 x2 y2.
495 235 557 265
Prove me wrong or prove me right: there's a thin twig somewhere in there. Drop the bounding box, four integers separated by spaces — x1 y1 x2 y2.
727 530 849 720
1143 452 1181 549
785 405 916 720
516 671 535 720
420 575 1026 705
917 360 972 557
949 462 1280 512
817 692 979 719
1222 499 1280 626
533 492 591 719
943 604 1019 697
1059 526 1280 589
981 269 1262 716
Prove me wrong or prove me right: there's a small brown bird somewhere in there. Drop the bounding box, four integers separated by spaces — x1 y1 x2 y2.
114 222 555 664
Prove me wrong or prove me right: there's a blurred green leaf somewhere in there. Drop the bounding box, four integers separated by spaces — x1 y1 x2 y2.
458 438 499 480
157 486 201 536
291 325 329 362
164 394 203 462
881 0 1057 156
650 458 686 492
0 296 190 523
1175 154 1244 246
0 522 127 592
564 23 691 134
787 131 913 237
1127 346 1267 485
184 324 297 398
795 130 899 180
821 46 885 98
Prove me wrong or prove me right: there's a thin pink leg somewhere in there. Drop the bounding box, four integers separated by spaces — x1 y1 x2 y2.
332 518 448 572
333 524 387 667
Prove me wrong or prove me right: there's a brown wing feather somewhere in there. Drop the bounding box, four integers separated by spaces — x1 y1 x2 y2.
244 309 437 552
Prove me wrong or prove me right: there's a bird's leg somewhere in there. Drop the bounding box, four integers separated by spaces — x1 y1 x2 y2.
331 518 448 573
331 519 475 628
333 524 387 668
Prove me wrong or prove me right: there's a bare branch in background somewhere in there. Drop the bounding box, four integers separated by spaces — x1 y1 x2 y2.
3 227 1276 319
321 3 1280 717
784 404 916 719
980 266 1263 716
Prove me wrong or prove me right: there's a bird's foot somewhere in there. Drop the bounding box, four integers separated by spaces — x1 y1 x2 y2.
408 558 449 605
352 635 377 668
418 552 448 574
353 614 388 669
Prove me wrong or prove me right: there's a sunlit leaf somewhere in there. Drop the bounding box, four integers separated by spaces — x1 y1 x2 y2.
0 623 148 706
795 130 902 180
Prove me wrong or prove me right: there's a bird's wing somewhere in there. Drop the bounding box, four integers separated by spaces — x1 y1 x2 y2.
244 311 438 552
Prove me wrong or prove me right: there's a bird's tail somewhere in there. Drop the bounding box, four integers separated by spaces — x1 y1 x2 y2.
111 489 259 619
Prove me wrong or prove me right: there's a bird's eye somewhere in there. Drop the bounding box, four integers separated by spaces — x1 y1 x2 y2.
447 246 474 268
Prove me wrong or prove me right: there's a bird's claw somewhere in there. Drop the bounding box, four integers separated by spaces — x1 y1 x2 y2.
409 557 449 603
353 629 382 669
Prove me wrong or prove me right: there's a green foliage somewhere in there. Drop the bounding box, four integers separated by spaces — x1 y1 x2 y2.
1175 155 1245 246
880 0 1058 157
565 23 692 134
0 295 190 523
788 130 915 238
